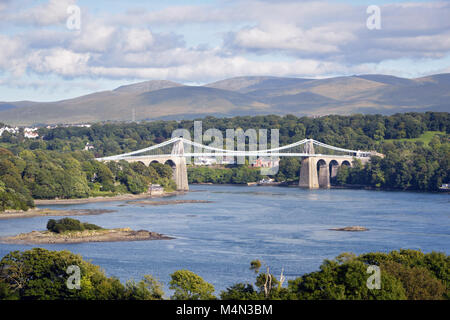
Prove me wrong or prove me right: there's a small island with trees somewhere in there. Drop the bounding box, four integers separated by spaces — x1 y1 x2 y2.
0 218 173 244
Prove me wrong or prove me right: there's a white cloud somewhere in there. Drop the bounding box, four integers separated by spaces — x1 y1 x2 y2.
28 48 90 76
12 0 77 26
70 20 116 53
233 22 355 54
121 28 154 52
0 0 449 90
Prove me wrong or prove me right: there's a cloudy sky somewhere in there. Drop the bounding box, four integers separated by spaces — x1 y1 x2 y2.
1 0 449 101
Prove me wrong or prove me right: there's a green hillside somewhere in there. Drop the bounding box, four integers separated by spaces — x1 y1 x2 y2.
385 131 446 145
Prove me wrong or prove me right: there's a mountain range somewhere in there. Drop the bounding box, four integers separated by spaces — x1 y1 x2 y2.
1 74 449 125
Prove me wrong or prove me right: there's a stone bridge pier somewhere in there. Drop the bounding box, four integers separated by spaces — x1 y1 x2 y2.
298 140 367 189
125 156 189 191
299 156 354 189
119 139 189 191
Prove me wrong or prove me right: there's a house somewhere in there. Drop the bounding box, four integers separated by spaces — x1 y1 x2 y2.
259 178 275 184
194 156 217 166
221 156 235 165
252 157 280 168
84 143 95 151
148 184 164 195
0 126 18 136
24 128 39 139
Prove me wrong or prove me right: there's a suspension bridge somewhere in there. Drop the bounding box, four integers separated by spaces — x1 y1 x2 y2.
96 137 377 191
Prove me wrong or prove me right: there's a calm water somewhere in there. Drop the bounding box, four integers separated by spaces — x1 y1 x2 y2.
0 185 449 293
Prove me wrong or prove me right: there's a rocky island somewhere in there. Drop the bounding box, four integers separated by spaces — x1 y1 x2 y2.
329 226 369 232
0 218 173 244
130 199 213 206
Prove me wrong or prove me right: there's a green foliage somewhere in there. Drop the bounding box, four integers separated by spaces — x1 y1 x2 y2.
288 258 406 300
275 158 300 182
1 112 449 194
188 166 262 184
357 249 450 299
0 248 166 300
124 275 164 300
46 218 102 233
0 148 176 208
250 260 262 274
287 250 449 300
0 248 447 300
169 269 216 300
0 248 125 300
220 283 261 300
335 135 450 191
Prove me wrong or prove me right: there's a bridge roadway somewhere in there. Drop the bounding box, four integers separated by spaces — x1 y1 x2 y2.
96 138 374 191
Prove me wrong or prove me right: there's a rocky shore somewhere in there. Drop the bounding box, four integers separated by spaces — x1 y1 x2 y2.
130 200 213 206
329 226 369 232
0 228 174 244
0 208 116 220
34 191 185 205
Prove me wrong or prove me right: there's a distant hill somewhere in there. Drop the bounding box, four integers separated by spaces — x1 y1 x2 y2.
1 74 449 125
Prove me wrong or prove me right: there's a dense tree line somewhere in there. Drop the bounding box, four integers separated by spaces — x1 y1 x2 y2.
188 165 263 184
2 112 448 156
1 248 447 300
0 148 176 211
1 112 449 195
335 135 450 191
47 218 102 233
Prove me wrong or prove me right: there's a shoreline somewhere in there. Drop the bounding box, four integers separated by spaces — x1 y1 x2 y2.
0 228 174 244
191 182 449 194
0 191 186 219
0 208 117 220
34 190 185 205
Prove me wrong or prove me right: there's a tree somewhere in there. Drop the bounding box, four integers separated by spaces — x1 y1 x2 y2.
382 261 445 300
124 275 164 300
276 158 300 182
288 257 407 300
169 270 216 300
250 260 262 274
220 283 260 300
0 248 127 300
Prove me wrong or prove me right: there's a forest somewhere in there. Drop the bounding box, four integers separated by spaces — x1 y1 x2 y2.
0 147 175 211
0 247 448 300
1 112 448 156
0 112 449 211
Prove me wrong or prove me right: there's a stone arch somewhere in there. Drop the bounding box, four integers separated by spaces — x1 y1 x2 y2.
135 160 147 167
164 159 177 180
341 160 351 167
329 160 340 180
316 159 330 188
164 159 176 168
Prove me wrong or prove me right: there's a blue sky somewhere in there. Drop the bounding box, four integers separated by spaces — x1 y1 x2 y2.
0 0 449 101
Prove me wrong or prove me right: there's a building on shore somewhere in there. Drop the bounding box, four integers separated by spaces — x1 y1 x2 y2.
148 184 164 195
251 157 280 168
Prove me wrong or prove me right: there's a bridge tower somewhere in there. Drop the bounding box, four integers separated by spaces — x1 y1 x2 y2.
171 139 189 191
299 140 319 189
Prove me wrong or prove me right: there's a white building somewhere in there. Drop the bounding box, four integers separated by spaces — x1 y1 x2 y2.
0 126 18 136
24 128 39 139
194 156 218 166
84 143 95 151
